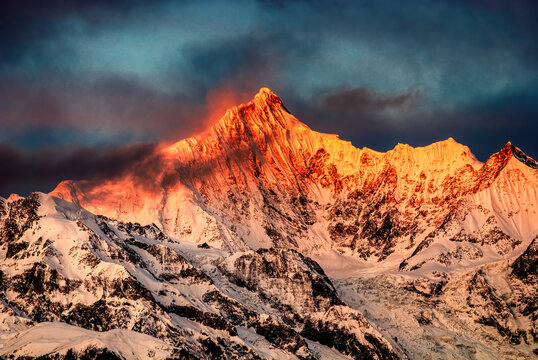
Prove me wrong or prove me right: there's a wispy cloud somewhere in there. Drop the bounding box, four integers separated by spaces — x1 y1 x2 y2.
320 87 422 113
0 142 158 196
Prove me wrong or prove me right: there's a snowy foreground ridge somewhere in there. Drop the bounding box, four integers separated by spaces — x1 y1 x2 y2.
1 88 537 359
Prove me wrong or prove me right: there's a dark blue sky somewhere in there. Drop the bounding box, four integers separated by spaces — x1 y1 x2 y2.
1 0 537 196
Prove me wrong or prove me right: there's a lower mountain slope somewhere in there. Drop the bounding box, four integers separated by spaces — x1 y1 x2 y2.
335 241 537 359
0 193 401 360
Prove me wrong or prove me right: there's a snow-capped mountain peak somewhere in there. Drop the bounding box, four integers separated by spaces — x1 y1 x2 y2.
508 142 538 169
4 88 537 359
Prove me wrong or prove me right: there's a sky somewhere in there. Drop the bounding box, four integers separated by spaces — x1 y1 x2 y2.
1 0 537 196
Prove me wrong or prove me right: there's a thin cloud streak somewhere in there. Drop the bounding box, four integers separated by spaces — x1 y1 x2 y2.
320 87 423 113
0 142 158 196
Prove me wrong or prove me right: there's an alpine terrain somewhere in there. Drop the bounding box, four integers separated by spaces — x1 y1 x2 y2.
1 88 537 359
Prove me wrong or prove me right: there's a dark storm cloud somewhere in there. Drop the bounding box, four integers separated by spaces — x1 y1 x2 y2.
0 75 207 144
3 0 537 115
291 87 425 152
320 87 422 112
0 142 158 196
170 36 279 101
435 86 538 161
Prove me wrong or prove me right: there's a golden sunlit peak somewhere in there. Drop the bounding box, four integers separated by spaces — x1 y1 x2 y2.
258 87 276 96
254 87 281 104
219 88 282 119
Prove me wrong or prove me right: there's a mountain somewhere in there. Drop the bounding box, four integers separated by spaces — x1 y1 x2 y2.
1 88 536 359
51 88 538 274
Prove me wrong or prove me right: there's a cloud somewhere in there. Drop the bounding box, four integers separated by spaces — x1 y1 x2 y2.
0 142 158 197
3 0 536 110
0 75 209 145
320 87 422 113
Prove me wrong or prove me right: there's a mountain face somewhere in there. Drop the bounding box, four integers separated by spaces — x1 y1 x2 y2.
1 88 537 359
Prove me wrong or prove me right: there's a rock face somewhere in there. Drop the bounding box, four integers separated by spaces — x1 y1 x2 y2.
0 193 400 359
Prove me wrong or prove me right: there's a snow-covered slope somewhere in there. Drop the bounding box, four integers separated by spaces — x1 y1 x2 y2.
335 243 537 359
0 322 173 360
0 193 400 359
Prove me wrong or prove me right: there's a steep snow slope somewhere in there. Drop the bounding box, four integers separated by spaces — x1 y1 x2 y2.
398 143 538 273
0 193 400 359
51 88 538 276
0 322 173 360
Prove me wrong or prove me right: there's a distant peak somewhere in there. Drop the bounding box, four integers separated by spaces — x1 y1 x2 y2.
7 193 22 202
391 137 471 153
437 137 458 145
498 141 514 154
495 141 514 157
393 142 411 151
480 141 537 178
